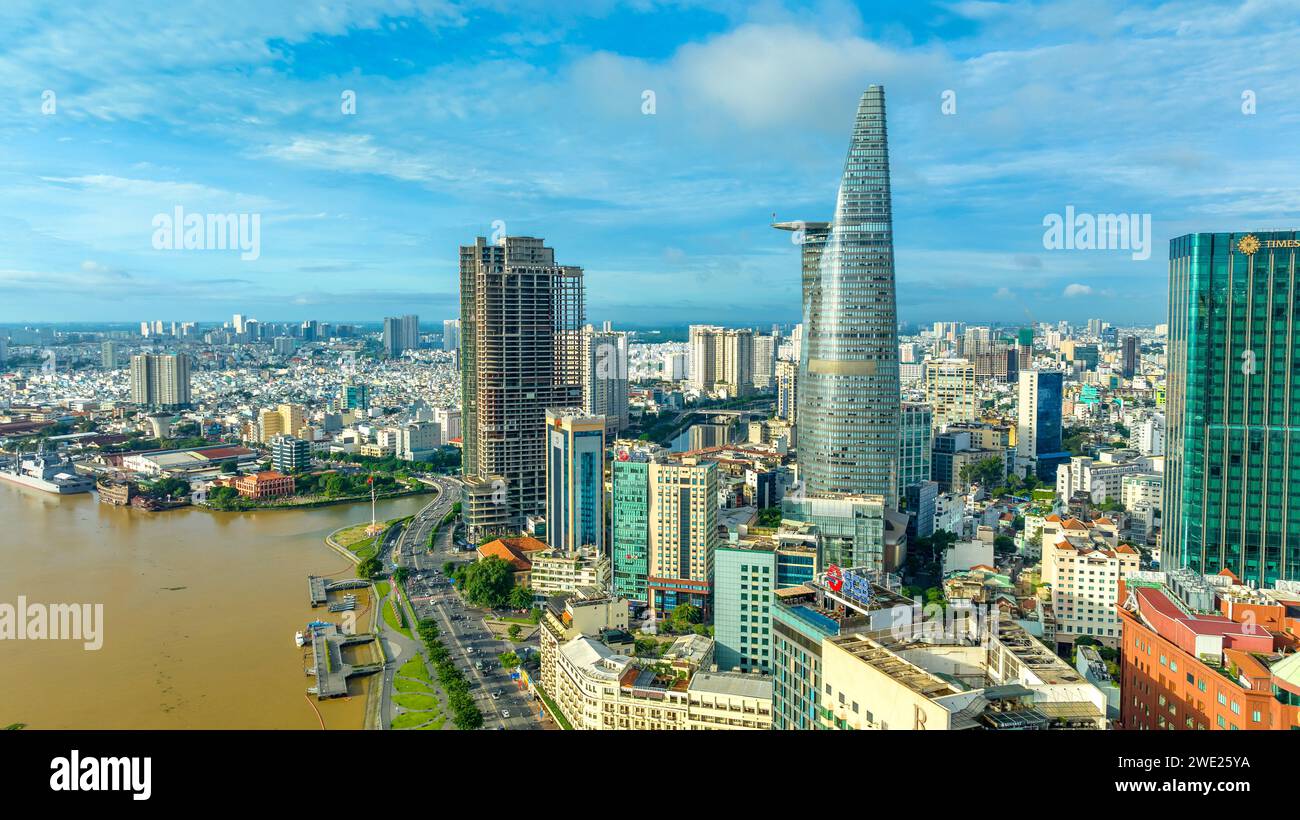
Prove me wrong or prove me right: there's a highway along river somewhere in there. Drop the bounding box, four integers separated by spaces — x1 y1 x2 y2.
0 484 431 729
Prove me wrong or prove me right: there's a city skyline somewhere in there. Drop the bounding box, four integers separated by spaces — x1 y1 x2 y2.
5 1 1300 325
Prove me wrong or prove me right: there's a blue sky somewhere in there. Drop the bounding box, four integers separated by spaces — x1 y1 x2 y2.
2 0 1299 327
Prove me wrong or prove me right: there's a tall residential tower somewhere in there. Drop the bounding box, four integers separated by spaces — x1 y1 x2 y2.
460 235 585 538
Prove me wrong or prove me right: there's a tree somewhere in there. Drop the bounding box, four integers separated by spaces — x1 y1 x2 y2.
393 567 411 585
461 556 515 609
357 556 383 579
959 456 1005 490
507 623 522 640
508 585 533 610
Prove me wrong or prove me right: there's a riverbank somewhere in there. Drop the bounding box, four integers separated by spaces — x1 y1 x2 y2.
200 484 433 514
0 486 436 729
322 488 441 730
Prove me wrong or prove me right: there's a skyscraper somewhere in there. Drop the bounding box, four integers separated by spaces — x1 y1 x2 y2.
1165 230 1300 584
460 235 585 538
101 341 117 370
545 409 606 554
129 353 191 410
442 319 460 352
898 401 933 502
401 314 420 351
774 86 900 502
382 316 402 357
1016 369 1066 481
1122 335 1138 378
775 358 798 426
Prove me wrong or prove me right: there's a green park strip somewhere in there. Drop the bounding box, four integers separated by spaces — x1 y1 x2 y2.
393 693 440 711
398 656 432 682
392 711 443 730
395 677 435 695
381 594 411 639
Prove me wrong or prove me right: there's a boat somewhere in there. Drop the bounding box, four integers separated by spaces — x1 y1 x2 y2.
295 631 306 647
0 449 95 495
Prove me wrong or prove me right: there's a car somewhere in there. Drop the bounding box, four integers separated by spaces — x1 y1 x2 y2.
502 710 510 718
492 691 501 699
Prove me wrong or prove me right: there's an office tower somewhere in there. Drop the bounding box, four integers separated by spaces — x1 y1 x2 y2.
646 457 718 616
773 86 900 502
300 319 319 342
1122 335 1138 378
341 380 370 412
269 435 311 473
382 316 403 357
924 358 976 429
752 333 777 389
611 448 719 614
101 341 117 370
898 402 933 504
904 480 938 539
0 336 7 365
460 235 585 538
1016 370 1066 481
258 408 284 441
276 403 305 439
545 409 606 554
775 358 798 425
1166 231 1300 584
242 319 260 342
582 325 629 436
611 447 654 603
688 325 754 396
232 314 245 335
129 353 191 410
713 542 777 673
442 319 460 352
273 336 296 357
781 493 887 570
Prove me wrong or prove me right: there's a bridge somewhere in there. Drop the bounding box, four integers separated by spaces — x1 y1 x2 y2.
308 575 370 607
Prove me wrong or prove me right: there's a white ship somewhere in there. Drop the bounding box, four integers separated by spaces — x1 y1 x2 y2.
0 450 95 494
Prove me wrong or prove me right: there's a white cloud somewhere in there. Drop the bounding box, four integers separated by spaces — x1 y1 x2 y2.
1063 283 1094 297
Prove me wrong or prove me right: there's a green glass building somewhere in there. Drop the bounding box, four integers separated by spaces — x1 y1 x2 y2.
1165 230 1300 583
611 456 650 603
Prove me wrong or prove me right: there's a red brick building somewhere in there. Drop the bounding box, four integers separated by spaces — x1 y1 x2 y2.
1117 573 1300 730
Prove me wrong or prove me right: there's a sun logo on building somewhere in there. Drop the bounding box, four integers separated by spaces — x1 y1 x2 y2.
1237 234 1261 256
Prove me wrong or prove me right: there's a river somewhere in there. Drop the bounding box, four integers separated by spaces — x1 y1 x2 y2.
0 483 432 729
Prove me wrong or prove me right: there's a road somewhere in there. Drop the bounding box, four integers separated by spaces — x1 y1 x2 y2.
385 475 543 730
